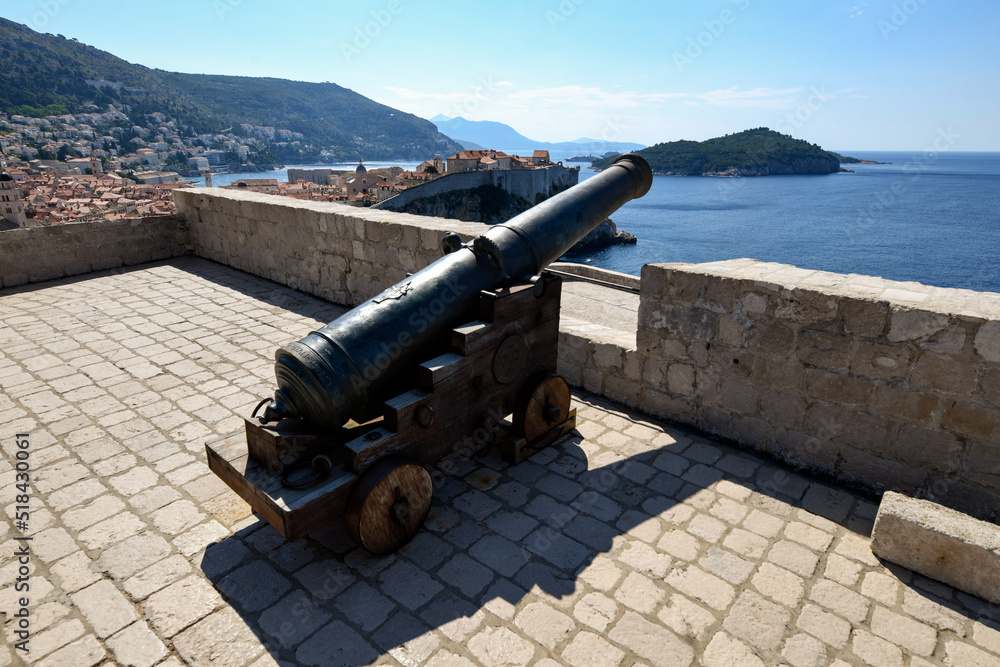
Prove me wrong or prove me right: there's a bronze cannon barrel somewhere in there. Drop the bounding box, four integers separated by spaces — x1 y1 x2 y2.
259 154 653 428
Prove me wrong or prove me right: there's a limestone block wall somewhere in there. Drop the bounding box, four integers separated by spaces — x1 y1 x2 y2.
559 258 1000 521
174 187 485 305
7 190 997 520
0 215 189 288
374 165 578 211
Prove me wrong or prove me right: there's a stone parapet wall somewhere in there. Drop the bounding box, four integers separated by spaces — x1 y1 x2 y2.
174 187 485 305
0 215 189 288
6 190 997 521
559 258 1000 521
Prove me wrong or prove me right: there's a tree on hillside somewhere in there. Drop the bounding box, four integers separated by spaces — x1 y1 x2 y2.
57 144 78 161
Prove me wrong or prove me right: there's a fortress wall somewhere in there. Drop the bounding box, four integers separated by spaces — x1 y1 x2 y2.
0 215 189 287
10 190 995 520
557 259 1000 521
373 165 579 211
285 168 334 185
373 171 492 210
173 187 485 306
175 191 999 519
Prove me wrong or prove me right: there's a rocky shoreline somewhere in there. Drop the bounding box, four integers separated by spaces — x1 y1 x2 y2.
568 218 636 253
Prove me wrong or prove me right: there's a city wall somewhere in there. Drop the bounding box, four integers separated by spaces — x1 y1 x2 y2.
286 168 349 185
0 214 189 287
2 189 997 521
173 188 484 306
373 164 579 211
557 260 1000 521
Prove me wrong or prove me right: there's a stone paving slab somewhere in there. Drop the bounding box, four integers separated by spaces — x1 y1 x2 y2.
561 280 638 336
1 257 1000 667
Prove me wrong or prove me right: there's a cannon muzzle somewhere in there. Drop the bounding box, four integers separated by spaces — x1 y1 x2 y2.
259 154 653 428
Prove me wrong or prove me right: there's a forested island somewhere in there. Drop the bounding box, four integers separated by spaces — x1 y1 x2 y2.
592 128 862 176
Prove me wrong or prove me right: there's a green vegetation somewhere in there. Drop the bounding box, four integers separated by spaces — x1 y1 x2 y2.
0 18 462 160
828 151 886 165
8 103 71 117
592 128 844 175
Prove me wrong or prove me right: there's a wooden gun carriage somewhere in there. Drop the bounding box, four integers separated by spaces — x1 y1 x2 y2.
207 155 652 553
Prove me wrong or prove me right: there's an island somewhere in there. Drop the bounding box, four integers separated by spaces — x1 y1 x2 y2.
592 128 871 176
830 152 890 165
567 151 620 162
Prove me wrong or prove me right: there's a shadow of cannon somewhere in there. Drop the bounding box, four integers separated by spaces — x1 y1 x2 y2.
196 391 1000 666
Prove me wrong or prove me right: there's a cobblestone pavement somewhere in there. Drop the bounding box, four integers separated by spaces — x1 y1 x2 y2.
2 257 1000 667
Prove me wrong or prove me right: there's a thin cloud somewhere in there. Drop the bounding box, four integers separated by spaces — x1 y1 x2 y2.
505 85 687 109
383 83 809 118
497 84 801 110
383 87 475 103
691 86 804 110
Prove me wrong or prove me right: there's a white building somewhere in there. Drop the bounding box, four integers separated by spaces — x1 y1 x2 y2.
1 172 28 226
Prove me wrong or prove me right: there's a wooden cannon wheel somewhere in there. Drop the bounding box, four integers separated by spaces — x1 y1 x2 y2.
344 457 433 554
513 374 572 441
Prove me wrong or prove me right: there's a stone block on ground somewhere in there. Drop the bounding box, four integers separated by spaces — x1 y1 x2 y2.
870 491 1000 604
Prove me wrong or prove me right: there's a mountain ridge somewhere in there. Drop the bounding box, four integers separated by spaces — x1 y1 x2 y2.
0 17 462 161
431 115 645 156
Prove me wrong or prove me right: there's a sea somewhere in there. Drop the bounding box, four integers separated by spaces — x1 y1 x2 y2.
569 151 1000 294
189 152 1000 294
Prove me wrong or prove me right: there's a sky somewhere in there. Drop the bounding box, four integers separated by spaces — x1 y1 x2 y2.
2 0 998 151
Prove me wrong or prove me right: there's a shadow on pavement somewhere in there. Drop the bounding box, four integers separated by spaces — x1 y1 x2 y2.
195 390 1000 666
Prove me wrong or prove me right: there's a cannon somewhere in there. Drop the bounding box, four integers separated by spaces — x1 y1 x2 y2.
206 154 653 553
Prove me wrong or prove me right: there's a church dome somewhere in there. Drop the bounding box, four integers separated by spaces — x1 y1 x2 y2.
0 173 12 182
355 159 367 173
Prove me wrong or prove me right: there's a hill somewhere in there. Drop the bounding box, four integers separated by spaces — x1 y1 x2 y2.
431 115 645 156
591 128 843 176
829 152 889 165
0 18 461 161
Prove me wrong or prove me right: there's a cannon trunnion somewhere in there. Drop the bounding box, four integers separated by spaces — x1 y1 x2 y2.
206 154 652 553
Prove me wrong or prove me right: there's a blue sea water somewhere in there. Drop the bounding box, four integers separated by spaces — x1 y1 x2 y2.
570 152 1000 294
192 153 999 294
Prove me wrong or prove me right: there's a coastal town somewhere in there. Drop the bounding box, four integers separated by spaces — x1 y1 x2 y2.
0 106 561 228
